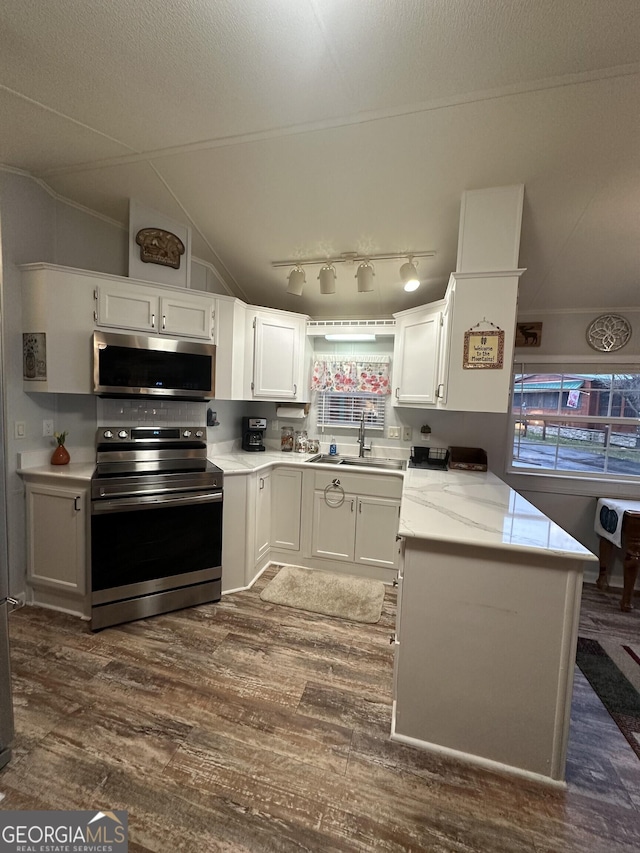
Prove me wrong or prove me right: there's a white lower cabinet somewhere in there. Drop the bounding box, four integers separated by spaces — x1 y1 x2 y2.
311 491 356 562
254 470 272 564
354 496 401 568
310 471 402 570
271 468 302 551
25 480 89 616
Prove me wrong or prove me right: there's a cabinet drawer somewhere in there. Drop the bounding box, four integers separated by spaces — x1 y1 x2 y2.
313 470 403 499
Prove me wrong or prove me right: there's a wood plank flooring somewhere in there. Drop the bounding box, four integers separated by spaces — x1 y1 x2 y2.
1 568 640 852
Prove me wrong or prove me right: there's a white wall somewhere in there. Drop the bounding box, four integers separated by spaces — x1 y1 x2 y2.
0 171 127 596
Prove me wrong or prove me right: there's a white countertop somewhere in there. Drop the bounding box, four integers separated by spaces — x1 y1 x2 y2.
400 466 596 560
18 446 596 562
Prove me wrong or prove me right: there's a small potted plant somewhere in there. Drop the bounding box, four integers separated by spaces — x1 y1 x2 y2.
51 430 70 465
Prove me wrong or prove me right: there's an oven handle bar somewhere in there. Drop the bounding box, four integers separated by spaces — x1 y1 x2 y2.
91 490 222 514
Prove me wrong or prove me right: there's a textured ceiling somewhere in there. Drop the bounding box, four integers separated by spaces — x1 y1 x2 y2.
1 0 639 318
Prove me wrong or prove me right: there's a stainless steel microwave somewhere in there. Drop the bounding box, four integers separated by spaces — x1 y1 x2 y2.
93 331 216 400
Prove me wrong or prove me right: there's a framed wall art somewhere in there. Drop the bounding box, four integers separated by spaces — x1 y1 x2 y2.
515 322 542 347
463 323 505 369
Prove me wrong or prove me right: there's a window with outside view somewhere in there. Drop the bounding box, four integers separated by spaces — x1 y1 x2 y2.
510 369 640 478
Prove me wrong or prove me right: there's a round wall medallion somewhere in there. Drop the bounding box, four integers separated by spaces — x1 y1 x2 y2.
586 313 632 352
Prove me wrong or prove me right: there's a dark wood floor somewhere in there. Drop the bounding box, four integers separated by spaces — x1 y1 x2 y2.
2 569 640 852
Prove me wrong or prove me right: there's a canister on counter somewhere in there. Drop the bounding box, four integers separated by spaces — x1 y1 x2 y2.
281 426 294 452
294 430 308 453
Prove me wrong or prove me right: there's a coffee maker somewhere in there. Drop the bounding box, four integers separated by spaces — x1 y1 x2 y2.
242 417 267 452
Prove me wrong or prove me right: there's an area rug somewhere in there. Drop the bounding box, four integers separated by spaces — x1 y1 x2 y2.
260 566 385 623
576 636 640 760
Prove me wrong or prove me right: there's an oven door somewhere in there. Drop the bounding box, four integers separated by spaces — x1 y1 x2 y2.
91 490 222 604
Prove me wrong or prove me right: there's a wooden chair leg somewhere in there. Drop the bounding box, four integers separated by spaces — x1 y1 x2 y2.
597 537 615 590
621 512 640 612
621 554 639 612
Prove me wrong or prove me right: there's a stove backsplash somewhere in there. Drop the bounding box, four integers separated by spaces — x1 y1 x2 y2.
97 397 207 427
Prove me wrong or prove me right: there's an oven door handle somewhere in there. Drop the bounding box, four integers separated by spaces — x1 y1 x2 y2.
92 490 223 514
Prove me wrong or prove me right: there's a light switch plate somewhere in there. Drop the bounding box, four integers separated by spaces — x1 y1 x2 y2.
14 421 26 439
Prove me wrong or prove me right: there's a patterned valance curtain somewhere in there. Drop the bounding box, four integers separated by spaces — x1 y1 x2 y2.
311 355 391 395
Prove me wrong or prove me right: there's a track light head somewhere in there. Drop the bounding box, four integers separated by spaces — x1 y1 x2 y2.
355 260 375 293
286 265 306 295
400 257 420 292
318 263 337 295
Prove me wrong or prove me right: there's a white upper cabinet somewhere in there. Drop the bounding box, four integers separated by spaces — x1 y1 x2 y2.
212 296 247 400
96 281 214 340
246 308 309 401
392 301 445 407
393 270 522 413
439 270 522 413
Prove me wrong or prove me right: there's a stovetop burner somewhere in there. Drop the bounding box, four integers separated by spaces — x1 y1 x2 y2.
92 425 222 498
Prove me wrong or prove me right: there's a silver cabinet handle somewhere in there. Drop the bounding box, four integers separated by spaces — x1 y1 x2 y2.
395 387 400 399
151 313 156 328
351 499 355 512
359 501 362 514
74 496 81 511
392 578 398 588
436 383 444 398
259 477 264 489
293 384 297 395
162 314 166 330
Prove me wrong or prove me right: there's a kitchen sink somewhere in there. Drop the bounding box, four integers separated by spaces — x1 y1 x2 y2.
308 454 406 471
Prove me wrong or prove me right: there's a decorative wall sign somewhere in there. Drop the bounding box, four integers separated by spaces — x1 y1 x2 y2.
135 228 185 269
586 313 632 352
23 332 47 380
463 323 505 369
515 322 542 347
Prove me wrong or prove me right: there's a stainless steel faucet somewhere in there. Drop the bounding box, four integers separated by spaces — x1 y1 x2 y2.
358 412 371 457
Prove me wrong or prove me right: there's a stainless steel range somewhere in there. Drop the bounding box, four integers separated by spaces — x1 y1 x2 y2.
90 425 223 631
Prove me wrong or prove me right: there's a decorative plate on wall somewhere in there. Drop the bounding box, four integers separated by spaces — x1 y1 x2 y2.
586 314 632 352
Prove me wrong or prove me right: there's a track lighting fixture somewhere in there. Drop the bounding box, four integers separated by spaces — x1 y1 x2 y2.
286 264 306 295
355 260 375 293
400 256 420 292
273 249 434 295
318 263 337 294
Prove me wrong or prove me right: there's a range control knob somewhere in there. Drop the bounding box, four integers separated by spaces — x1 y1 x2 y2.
195 430 203 438
183 429 192 438
103 429 113 439
118 430 128 439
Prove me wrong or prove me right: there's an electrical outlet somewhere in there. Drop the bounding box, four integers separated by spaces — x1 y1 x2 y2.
14 421 26 439
403 427 412 441
43 419 54 437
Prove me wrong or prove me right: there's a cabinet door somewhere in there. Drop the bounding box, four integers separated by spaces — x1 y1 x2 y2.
26 484 86 595
354 496 400 569
311 490 356 562
160 295 214 340
252 314 301 399
96 285 158 333
393 306 441 406
271 468 302 551
435 291 453 406
255 471 272 563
